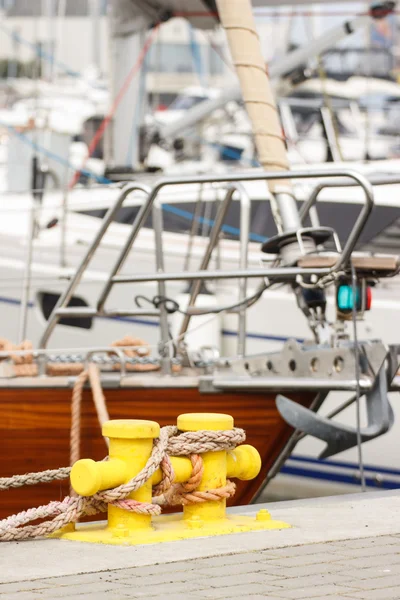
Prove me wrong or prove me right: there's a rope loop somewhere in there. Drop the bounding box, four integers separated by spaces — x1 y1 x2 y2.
0 425 245 541
167 428 245 455
156 453 236 506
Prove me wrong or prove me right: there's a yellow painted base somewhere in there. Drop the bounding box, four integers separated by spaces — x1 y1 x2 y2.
57 512 290 546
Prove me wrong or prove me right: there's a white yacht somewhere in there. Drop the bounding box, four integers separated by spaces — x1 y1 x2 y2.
0 0 399 504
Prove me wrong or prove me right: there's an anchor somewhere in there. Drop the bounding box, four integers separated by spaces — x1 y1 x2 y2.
276 363 396 459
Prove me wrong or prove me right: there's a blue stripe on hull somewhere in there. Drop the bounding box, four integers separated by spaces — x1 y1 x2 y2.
0 295 34 308
280 465 399 489
289 455 400 478
0 295 304 343
280 455 400 489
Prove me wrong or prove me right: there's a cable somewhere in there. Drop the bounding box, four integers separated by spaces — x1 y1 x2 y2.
351 261 366 492
135 294 180 314
134 284 267 318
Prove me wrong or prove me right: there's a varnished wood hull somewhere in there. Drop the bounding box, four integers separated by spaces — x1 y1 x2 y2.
0 386 313 518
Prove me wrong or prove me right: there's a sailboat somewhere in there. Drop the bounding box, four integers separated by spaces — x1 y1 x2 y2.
0 0 399 521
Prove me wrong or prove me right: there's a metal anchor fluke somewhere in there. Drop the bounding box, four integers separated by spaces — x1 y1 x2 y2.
276 367 394 459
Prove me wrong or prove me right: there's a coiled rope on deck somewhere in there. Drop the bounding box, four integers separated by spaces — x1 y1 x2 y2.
0 335 160 378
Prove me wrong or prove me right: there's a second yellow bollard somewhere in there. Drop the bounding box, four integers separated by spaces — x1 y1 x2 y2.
179 413 232 523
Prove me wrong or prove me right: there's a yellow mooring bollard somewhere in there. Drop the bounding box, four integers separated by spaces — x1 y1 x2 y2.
60 413 289 546
179 413 261 524
71 419 161 534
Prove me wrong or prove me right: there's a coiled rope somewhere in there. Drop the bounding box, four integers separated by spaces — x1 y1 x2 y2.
0 335 166 377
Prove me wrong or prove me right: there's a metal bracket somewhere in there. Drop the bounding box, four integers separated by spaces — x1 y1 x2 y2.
208 339 390 394
276 365 395 459
229 339 387 382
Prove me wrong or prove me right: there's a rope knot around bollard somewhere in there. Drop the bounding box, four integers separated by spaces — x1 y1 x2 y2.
0 424 246 541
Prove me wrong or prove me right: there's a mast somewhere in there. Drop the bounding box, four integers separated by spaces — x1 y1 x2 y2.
42 0 55 82
90 0 101 75
54 0 66 80
215 0 289 179
214 0 302 248
109 1 152 171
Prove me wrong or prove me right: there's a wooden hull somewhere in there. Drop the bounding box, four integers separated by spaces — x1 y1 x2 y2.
0 386 313 518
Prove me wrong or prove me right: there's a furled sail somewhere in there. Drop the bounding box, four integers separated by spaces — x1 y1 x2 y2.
215 0 289 190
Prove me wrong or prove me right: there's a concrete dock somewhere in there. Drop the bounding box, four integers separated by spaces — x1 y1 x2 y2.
2 490 400 599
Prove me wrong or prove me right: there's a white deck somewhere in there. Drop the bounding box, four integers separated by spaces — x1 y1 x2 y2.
2 491 400 598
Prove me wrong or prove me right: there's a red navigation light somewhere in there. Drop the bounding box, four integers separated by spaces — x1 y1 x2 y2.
366 286 372 311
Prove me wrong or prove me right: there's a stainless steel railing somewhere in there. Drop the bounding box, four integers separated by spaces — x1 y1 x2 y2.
38 167 375 374
38 182 152 349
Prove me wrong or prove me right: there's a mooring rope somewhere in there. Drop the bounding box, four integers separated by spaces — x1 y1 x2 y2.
155 453 236 506
0 426 245 541
0 330 245 541
0 467 72 491
70 364 110 469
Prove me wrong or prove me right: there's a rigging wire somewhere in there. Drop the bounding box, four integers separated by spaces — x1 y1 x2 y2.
351 261 366 492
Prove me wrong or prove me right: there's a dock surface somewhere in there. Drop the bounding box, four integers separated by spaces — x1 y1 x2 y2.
2 491 400 599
